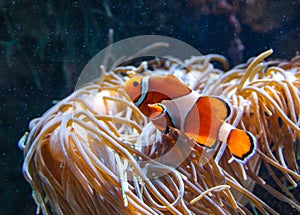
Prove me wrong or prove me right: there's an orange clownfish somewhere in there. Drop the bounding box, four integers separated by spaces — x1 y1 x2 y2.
124 74 257 162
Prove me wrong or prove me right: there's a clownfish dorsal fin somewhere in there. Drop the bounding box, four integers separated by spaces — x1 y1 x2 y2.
166 74 191 88
198 96 231 121
166 74 182 81
218 123 257 163
147 75 192 101
165 74 191 92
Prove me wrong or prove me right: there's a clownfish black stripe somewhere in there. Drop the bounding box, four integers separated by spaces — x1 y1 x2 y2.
134 76 150 107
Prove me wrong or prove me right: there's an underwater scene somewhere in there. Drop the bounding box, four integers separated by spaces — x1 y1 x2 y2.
1 1 300 214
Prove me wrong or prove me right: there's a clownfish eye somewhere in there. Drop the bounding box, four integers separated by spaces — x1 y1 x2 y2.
133 81 139 87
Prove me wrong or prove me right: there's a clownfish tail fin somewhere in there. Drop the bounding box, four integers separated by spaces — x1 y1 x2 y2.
227 129 257 162
219 123 257 163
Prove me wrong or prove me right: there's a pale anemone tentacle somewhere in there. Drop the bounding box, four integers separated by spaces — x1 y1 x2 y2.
20 50 300 214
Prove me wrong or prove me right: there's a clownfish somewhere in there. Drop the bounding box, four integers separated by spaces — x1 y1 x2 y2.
124 74 257 162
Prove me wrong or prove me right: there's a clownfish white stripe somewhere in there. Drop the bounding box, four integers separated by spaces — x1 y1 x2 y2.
134 76 150 107
218 123 235 143
181 91 202 131
162 90 200 130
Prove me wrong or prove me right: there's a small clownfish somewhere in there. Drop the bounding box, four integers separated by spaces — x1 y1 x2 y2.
124 74 257 162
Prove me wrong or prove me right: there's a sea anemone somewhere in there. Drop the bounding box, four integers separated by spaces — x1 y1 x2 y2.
19 49 300 214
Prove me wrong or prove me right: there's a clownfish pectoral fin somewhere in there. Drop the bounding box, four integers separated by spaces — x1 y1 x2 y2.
148 103 175 132
219 123 257 163
148 103 166 120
